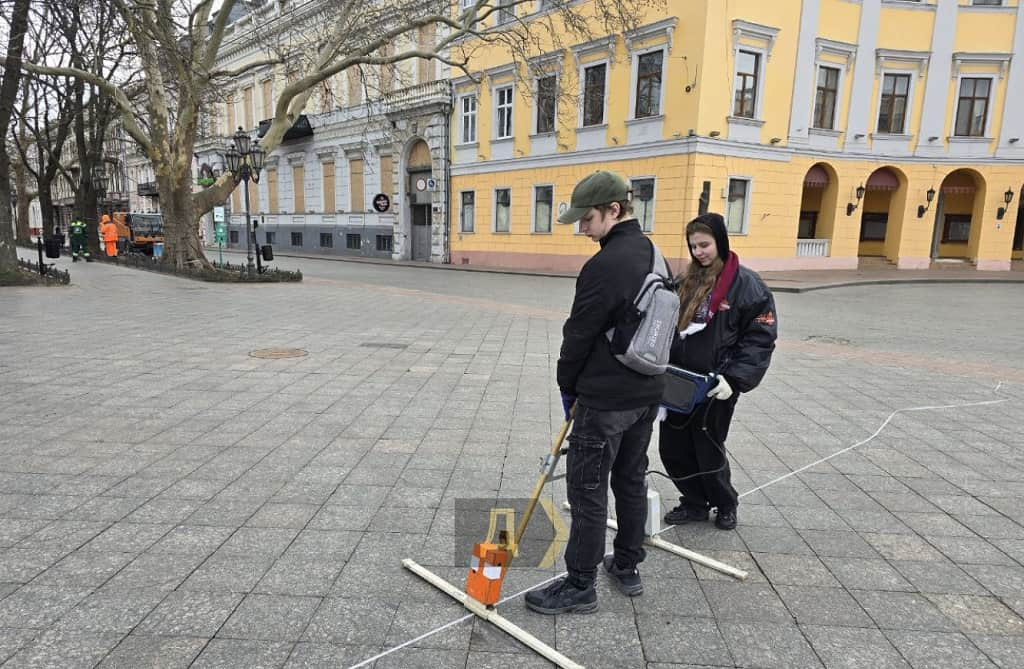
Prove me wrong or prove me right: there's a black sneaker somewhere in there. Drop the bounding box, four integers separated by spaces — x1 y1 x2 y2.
715 507 737 530
524 577 598 615
603 555 643 596
663 505 709 525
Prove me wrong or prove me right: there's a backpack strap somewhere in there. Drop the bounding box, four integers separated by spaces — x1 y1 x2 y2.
649 240 671 280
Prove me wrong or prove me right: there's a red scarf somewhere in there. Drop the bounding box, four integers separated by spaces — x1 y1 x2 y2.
707 251 739 319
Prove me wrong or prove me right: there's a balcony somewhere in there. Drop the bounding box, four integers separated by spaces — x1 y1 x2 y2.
796 238 830 257
257 114 313 142
137 181 159 197
383 80 452 114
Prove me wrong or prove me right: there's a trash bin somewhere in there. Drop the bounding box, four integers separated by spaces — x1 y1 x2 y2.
153 241 164 258
261 245 274 261
44 238 62 259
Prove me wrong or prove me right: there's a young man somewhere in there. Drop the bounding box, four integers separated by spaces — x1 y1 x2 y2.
525 170 664 615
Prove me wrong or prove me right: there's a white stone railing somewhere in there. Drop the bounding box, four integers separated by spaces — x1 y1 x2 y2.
796 238 830 257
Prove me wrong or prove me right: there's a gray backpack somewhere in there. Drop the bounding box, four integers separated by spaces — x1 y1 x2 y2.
606 241 680 375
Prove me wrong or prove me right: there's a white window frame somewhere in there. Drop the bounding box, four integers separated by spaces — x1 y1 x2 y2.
493 187 511 233
725 176 753 235
494 84 514 140
630 177 656 233
532 184 554 233
460 190 475 233
578 60 610 128
458 93 478 144
731 47 767 121
812 63 844 131
628 47 667 121
952 74 995 138
874 69 918 135
533 74 558 135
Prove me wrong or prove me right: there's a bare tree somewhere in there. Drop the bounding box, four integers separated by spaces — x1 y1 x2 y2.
0 0 34 277
14 0 657 270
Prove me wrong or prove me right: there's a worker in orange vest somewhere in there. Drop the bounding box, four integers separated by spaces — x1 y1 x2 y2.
99 214 118 258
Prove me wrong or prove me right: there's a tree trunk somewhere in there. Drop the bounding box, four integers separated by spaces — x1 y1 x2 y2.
0 0 32 275
13 159 32 243
160 171 212 271
39 188 58 241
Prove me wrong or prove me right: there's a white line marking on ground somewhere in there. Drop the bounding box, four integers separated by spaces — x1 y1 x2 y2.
345 572 565 669
738 396 1008 499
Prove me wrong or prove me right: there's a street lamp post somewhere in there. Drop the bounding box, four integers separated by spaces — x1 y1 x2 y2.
225 127 266 279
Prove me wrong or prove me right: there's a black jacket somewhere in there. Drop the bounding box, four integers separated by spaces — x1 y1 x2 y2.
557 220 665 410
670 265 777 393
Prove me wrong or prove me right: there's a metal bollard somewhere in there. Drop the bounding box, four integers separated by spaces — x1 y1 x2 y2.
36 238 45 276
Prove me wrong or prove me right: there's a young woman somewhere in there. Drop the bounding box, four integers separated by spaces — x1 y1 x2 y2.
659 213 777 530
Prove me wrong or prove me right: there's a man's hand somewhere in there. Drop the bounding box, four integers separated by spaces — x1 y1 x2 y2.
707 375 734 401
560 391 577 422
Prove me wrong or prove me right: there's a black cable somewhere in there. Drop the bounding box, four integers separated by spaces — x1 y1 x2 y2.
645 397 732 484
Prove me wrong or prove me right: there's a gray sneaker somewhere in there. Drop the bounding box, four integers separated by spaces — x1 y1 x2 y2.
602 554 643 596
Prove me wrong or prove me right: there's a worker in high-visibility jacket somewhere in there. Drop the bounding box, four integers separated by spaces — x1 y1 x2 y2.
99 214 118 258
68 219 91 262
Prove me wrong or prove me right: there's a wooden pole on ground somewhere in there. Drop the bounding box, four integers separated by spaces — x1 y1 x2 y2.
403 559 585 669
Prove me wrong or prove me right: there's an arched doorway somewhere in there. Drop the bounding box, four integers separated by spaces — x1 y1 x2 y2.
406 139 433 261
858 167 903 258
929 169 985 262
797 163 838 257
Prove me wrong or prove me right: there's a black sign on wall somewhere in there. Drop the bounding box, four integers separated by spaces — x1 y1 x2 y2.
373 193 391 213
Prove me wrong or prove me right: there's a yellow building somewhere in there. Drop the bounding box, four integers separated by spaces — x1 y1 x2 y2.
449 0 1024 272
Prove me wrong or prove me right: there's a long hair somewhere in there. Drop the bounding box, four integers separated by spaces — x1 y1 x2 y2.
677 220 725 328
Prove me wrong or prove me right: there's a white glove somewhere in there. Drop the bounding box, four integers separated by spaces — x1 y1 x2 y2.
707 375 733 401
656 406 668 423
680 322 707 339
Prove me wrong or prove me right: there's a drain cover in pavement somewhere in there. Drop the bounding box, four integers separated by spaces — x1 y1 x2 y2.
249 348 308 359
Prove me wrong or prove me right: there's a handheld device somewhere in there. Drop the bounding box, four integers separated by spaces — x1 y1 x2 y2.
661 365 718 414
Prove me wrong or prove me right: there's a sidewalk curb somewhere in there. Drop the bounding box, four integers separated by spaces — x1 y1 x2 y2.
216 247 1024 293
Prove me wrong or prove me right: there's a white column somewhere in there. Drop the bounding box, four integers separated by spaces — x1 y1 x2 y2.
788 0 822 144
845 0 882 150
915 0 958 156
996 5 1024 158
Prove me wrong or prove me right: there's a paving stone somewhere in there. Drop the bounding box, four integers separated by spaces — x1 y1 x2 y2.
802 625 911 669
96 634 206 668
823 557 916 592
54 587 166 633
219 593 321 642
283 643 381 668
556 610 646 668
0 585 90 629
853 590 959 632
719 621 824 669
0 628 37 664
862 532 947 561
798 529 881 558
968 634 1024 669
962 564 1024 598
885 630 999 669
2 629 123 669
776 585 873 627
754 553 839 587
927 594 1024 636
701 581 793 624
136 590 243 637
189 638 293 669
925 535 1018 566
892 560 990 595
635 615 731 665
302 596 398 645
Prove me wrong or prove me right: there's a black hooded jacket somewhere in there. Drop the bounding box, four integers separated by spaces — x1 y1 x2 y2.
557 219 665 410
670 265 777 393
670 213 777 393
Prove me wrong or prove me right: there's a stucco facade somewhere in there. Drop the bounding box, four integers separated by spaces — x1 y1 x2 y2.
448 0 1024 272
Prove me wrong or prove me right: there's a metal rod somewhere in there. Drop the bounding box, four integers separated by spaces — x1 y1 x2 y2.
561 501 748 580
513 417 572 549
403 560 585 669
